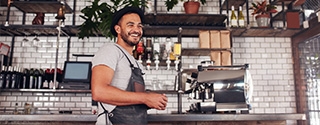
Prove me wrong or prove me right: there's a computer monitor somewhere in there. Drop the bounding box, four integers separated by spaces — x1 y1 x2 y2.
62 61 92 83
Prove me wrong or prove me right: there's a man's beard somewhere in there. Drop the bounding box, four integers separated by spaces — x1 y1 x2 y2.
121 31 142 47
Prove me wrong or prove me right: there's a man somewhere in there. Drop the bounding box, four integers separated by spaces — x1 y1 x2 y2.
91 7 168 125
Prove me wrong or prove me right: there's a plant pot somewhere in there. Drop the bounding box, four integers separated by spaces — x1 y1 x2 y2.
255 14 270 27
183 1 200 14
32 13 45 25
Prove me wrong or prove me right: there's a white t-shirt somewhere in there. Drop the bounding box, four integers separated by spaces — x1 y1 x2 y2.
91 43 143 125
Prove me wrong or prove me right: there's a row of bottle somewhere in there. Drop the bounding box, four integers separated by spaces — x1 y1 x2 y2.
0 66 63 89
230 5 245 27
132 37 181 62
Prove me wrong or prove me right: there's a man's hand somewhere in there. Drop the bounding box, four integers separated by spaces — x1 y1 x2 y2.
144 93 168 110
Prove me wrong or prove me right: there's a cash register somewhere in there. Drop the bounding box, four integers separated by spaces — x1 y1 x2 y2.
59 61 92 90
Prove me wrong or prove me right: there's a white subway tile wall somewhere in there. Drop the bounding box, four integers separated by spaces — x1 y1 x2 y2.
0 0 296 124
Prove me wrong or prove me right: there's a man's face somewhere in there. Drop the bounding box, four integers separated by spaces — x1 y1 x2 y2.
116 13 143 46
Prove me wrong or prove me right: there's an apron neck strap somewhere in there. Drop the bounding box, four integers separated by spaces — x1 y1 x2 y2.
115 44 139 68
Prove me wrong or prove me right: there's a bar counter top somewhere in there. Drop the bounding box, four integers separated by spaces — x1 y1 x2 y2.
0 113 306 122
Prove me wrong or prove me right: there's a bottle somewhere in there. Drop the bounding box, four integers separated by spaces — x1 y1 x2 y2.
33 69 40 89
230 5 238 27
0 66 7 89
42 80 49 89
169 41 176 61
5 66 12 89
24 103 31 114
153 37 160 56
10 66 17 89
173 42 181 56
238 6 245 27
39 69 45 89
160 38 167 61
29 68 34 89
165 37 173 60
136 39 145 61
145 37 153 60
14 103 19 114
22 68 30 89
15 67 22 89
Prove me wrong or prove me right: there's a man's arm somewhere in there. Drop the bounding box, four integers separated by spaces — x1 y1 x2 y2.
91 65 168 110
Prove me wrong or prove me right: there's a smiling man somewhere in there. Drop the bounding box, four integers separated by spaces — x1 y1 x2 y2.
91 7 168 125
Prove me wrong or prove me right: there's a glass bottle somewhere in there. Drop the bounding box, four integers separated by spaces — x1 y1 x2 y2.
5 66 12 89
10 66 17 89
22 68 29 89
145 37 153 60
29 68 34 89
136 39 145 61
238 6 245 27
39 69 45 89
173 42 181 57
15 67 22 89
153 37 160 59
14 103 19 114
230 5 238 27
33 69 40 89
0 66 7 89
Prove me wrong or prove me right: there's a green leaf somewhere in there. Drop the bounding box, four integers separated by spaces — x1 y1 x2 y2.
78 0 145 40
165 0 179 11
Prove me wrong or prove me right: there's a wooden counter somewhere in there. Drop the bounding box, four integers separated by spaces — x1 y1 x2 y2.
0 113 306 125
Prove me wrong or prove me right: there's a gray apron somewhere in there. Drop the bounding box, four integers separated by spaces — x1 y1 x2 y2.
98 45 148 125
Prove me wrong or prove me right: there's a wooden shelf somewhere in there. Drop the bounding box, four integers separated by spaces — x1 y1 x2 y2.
11 1 73 13
143 26 227 37
0 25 78 36
231 27 302 37
181 48 231 56
221 0 246 10
0 25 303 37
144 14 227 27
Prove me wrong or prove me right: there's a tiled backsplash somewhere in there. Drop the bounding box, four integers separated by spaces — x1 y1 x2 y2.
0 0 296 121
0 92 93 115
0 36 296 115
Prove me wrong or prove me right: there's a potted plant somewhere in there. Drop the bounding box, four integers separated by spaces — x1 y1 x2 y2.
165 0 206 14
78 0 145 39
250 0 277 27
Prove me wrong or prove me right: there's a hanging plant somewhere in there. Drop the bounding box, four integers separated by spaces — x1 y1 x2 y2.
78 0 146 40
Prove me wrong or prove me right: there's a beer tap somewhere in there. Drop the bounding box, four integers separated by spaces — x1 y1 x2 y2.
153 38 160 70
154 54 160 70
174 57 179 71
165 37 172 70
146 54 151 70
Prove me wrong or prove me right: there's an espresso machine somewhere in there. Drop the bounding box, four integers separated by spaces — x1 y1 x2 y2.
185 64 253 114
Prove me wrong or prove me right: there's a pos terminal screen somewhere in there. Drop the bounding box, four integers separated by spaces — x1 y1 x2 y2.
63 61 92 83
